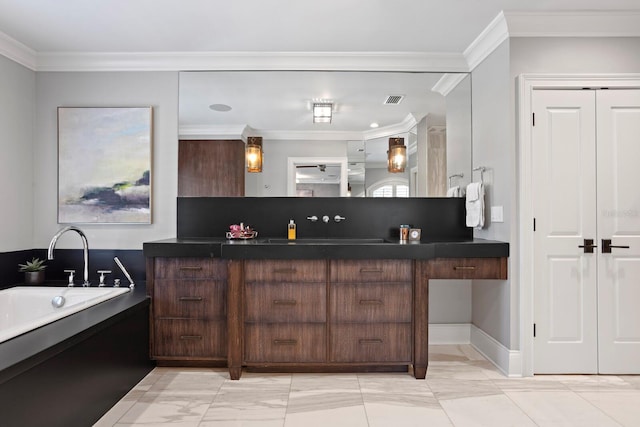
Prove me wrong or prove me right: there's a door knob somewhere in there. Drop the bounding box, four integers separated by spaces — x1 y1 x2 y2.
601 239 630 254
578 239 597 253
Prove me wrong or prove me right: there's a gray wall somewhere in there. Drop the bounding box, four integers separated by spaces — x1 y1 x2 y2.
471 40 513 348
471 36 640 351
0 56 35 251
33 72 179 249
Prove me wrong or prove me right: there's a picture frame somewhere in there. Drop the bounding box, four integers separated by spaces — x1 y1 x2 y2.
57 107 153 224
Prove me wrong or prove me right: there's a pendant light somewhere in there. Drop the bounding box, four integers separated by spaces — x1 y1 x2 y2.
387 137 406 173
246 136 263 173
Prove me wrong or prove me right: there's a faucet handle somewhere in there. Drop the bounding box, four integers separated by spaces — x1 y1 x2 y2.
64 269 75 287
334 215 346 223
97 270 111 287
307 215 318 222
322 215 330 223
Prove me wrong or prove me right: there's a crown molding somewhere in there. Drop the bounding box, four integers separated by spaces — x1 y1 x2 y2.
362 113 419 141
0 31 37 70
34 51 469 72
431 73 469 96
464 11 509 71
180 114 420 142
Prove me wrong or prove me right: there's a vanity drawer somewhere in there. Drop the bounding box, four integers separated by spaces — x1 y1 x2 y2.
330 283 411 323
330 260 412 283
244 324 326 363
154 279 226 319
330 323 411 363
244 260 326 283
154 257 228 280
426 257 507 279
245 282 326 323
153 319 226 359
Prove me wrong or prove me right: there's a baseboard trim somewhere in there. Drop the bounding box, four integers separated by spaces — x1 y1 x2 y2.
428 323 471 344
470 324 522 377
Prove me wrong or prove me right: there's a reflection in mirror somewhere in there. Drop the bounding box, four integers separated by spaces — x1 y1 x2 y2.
286 157 348 197
178 71 471 197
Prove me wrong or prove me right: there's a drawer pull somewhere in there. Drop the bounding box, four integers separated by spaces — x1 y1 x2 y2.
359 299 383 305
360 268 383 273
179 266 203 271
359 338 383 344
179 335 203 340
273 268 297 274
273 339 298 345
453 266 476 270
179 296 203 302
273 299 297 305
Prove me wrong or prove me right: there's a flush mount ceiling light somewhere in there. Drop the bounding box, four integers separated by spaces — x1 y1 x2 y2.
246 136 263 173
313 103 332 123
387 137 407 173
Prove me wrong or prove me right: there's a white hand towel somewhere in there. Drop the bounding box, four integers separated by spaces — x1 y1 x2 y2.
446 186 461 197
465 182 484 229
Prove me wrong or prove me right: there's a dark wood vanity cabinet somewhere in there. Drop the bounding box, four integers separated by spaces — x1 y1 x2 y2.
329 260 412 363
243 260 326 363
148 254 508 378
149 257 228 363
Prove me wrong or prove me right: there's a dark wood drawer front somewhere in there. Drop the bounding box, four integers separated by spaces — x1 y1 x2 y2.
154 280 226 319
244 260 326 283
427 257 507 279
154 257 227 280
330 283 411 323
153 319 226 358
245 283 326 323
244 324 326 363
330 260 412 283
330 323 411 363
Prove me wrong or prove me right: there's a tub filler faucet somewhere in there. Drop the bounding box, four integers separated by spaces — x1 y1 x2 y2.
48 226 90 287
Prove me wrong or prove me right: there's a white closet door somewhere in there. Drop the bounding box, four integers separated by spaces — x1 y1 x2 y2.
532 90 598 373
596 89 640 374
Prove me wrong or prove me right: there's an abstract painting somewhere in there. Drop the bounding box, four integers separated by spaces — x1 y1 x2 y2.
57 107 153 224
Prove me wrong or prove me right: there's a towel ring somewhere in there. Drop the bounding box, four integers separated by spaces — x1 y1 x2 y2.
472 166 486 183
448 173 464 188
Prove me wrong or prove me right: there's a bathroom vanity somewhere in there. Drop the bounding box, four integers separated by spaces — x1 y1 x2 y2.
144 196 509 379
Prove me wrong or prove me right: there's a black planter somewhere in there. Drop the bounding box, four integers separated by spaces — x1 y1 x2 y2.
24 271 45 285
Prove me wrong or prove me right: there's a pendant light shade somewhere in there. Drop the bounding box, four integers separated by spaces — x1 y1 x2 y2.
387 137 407 173
246 136 263 173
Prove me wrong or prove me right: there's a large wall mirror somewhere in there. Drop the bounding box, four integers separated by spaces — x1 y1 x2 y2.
179 71 471 197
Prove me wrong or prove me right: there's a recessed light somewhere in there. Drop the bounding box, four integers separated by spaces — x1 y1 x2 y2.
370 122 379 128
209 103 232 112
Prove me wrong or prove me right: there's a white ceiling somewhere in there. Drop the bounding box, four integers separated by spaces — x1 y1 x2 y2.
0 0 639 55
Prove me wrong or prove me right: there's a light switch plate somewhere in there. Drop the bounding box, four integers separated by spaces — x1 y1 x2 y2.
491 206 504 222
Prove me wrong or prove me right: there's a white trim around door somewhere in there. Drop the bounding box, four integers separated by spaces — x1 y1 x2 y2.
517 74 640 377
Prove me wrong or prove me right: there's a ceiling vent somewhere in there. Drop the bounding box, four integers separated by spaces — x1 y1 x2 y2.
384 95 404 105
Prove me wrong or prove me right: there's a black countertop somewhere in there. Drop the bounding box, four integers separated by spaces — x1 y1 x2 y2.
0 283 150 385
144 237 509 259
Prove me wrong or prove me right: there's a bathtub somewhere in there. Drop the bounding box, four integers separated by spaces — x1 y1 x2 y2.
0 284 152 427
0 286 130 344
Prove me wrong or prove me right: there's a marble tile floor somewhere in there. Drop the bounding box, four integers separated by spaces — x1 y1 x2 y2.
95 345 640 427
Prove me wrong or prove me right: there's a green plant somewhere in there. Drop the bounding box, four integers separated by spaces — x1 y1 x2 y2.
18 257 47 272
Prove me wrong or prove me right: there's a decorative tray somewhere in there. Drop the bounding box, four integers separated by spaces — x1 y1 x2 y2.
225 231 258 240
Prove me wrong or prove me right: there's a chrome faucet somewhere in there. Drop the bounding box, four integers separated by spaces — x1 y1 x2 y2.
48 226 90 287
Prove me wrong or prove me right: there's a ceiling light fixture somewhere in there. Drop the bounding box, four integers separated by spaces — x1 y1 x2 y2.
387 137 407 173
313 103 332 123
246 136 263 173
370 122 379 128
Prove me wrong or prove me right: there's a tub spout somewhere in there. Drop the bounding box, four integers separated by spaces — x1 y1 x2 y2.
48 226 90 287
